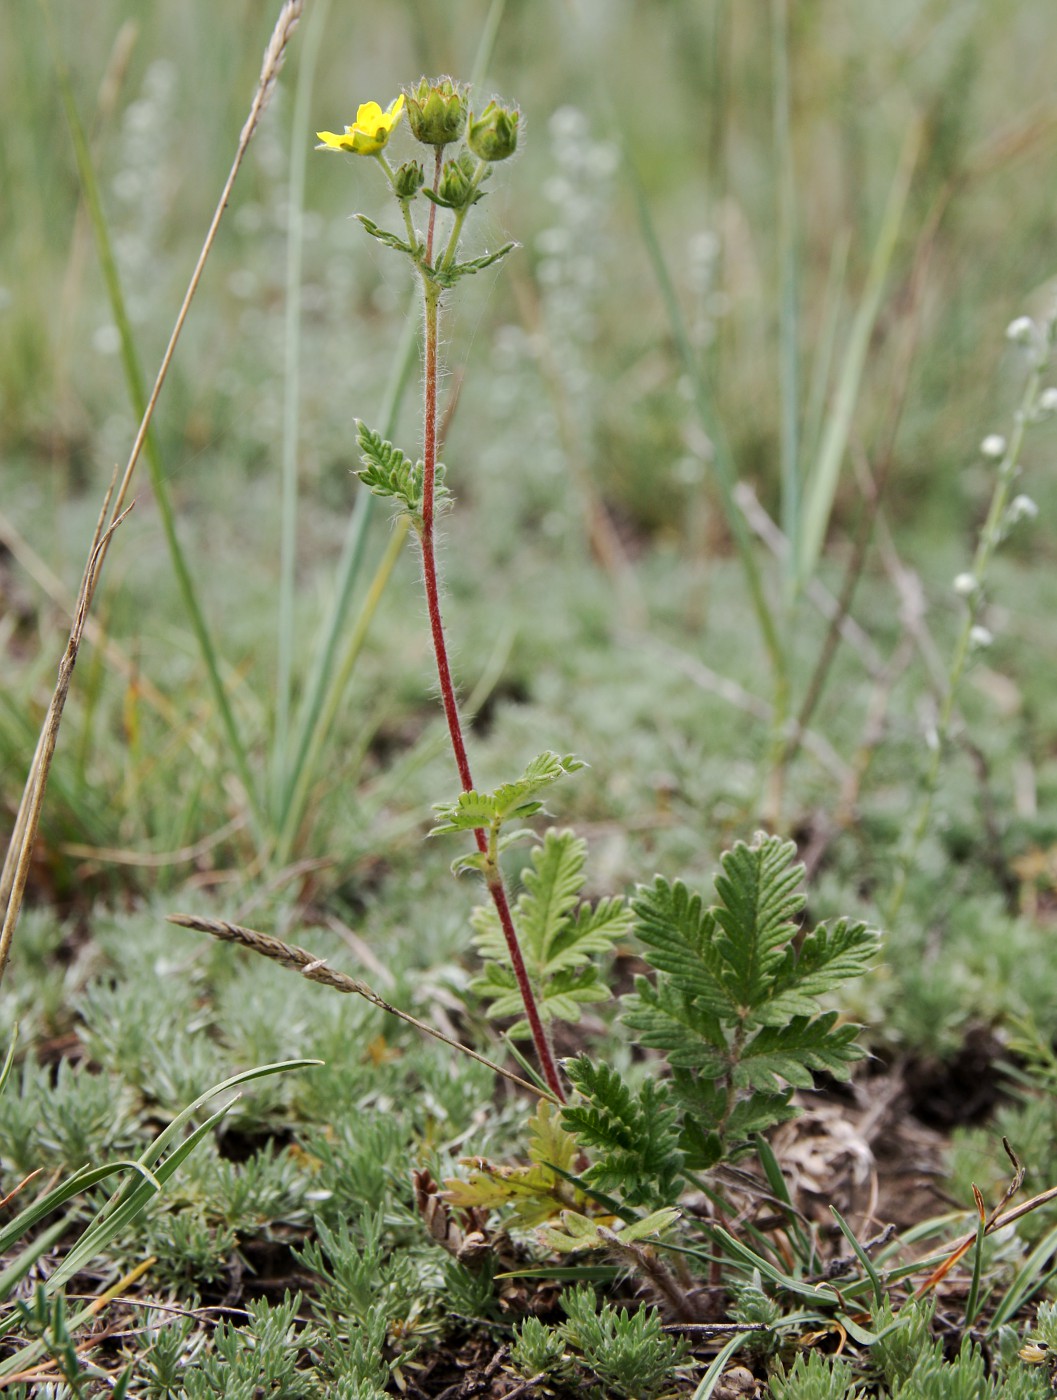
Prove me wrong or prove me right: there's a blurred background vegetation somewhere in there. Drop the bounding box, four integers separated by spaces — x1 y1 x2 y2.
4 0 1057 1058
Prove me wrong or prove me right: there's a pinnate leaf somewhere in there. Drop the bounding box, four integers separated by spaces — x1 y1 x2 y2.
431 753 585 836
561 1057 684 1208
470 829 628 1036
354 420 449 520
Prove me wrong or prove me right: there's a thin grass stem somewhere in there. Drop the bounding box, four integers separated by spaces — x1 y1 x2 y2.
886 334 1050 921
273 0 331 819
0 0 303 986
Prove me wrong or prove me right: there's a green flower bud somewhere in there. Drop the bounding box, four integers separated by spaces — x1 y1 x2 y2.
404 77 467 147
431 151 481 210
467 100 520 162
393 160 425 200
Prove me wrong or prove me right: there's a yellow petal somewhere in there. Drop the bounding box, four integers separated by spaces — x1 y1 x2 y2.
355 101 384 128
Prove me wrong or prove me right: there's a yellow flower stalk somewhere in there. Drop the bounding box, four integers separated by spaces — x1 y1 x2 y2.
316 95 405 156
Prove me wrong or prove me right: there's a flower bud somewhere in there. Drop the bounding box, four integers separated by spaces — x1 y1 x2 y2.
980 434 1006 460
969 625 993 650
1009 493 1039 523
953 572 978 598
393 160 425 200
467 100 520 162
434 151 480 210
405 77 467 147
1006 315 1037 346
1037 387 1057 415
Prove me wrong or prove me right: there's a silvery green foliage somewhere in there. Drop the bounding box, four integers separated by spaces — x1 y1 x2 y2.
558 1285 690 1400
179 1295 317 1400
769 1351 859 1400
887 1337 994 1400
509 1314 569 1381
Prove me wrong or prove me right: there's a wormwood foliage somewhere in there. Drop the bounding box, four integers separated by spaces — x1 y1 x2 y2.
567 834 877 1182
354 421 449 527
469 828 631 1034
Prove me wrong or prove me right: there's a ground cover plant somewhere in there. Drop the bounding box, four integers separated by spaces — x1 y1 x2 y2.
6 0 1057 1394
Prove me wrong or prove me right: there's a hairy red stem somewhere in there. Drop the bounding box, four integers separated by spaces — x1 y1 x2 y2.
417 200 565 1101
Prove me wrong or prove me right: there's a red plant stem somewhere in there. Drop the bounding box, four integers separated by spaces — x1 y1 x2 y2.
417 248 565 1103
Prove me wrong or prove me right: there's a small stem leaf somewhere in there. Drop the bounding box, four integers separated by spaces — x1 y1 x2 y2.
433 753 584 837
432 240 516 286
470 829 628 1036
354 213 415 256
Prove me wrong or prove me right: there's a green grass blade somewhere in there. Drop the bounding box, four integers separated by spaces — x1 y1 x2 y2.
470 0 508 91
0 1058 318 1375
797 123 919 584
754 1133 814 1266
711 1227 843 1305
988 1223 1057 1330
276 513 409 861
50 23 262 822
0 1160 160 1264
0 1218 68 1307
0 1026 16 1098
963 1211 987 1328
691 1332 756 1399
801 231 849 486
831 1205 884 1309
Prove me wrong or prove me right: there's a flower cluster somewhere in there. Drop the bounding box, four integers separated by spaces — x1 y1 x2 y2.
317 78 518 167
315 78 521 279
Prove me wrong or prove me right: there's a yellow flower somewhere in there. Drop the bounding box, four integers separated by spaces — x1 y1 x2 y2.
316 95 405 156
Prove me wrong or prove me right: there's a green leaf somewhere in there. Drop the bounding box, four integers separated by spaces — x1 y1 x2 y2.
470 829 626 1036
632 878 734 1013
432 753 585 836
669 1072 795 1168
430 788 500 836
354 214 415 256
539 1206 680 1255
734 1013 864 1090
622 976 729 1071
771 918 878 1005
433 241 516 286
354 420 449 520
561 1058 684 1209
622 833 871 1171
711 836 804 1008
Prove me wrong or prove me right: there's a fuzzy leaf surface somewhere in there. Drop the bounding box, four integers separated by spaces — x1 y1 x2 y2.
431 753 585 836
470 829 628 1035
733 1013 863 1090
354 214 414 256
354 421 449 520
710 836 804 1009
560 1057 684 1208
